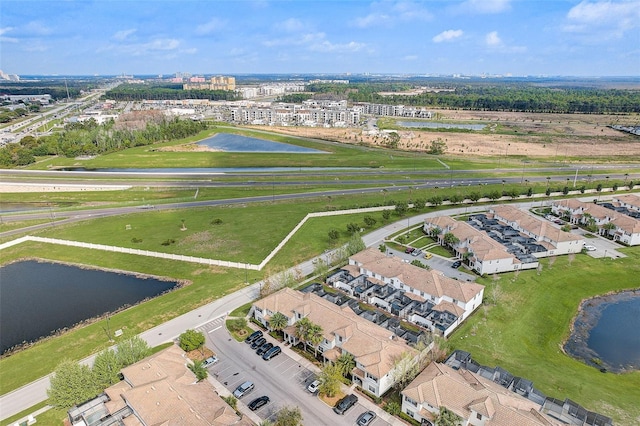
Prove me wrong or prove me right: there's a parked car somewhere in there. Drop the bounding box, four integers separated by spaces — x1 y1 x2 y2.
233 381 254 399
585 245 597 251
411 249 422 257
262 345 281 360
451 260 462 268
256 342 274 356
248 395 270 411
333 394 358 415
405 247 415 254
201 356 218 368
357 411 377 425
307 379 320 393
251 337 266 349
424 252 433 260
245 330 263 344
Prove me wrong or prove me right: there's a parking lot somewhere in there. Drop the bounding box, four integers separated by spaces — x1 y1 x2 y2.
197 318 390 425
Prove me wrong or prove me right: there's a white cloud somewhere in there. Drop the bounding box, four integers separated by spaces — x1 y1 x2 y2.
565 0 640 38
112 29 136 41
433 29 464 43
195 18 226 35
352 1 431 28
403 55 418 61
0 27 18 43
277 18 304 32
100 38 182 56
485 31 502 47
308 40 366 53
24 21 51 36
459 0 511 14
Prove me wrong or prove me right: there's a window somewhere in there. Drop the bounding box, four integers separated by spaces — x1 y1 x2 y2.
477 412 483 420
368 385 376 393
405 396 417 407
406 409 414 417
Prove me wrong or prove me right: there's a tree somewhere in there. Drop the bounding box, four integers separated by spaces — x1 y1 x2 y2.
227 317 247 333
335 352 355 377
386 131 400 149
92 348 122 389
318 363 343 397
395 201 408 216
346 233 366 256
382 210 391 221
468 192 481 203
269 312 288 332
429 226 442 238
275 406 303 426
545 188 551 196
428 195 443 206
488 190 502 201
527 187 533 197
307 324 324 357
596 183 603 192
313 257 330 281
295 317 312 352
390 351 421 391
443 232 459 248
363 215 377 228
602 222 616 236
188 359 208 381
179 329 205 352
449 194 463 204
328 229 339 242
346 222 360 234
48 360 100 409
427 138 447 154
563 186 570 195
116 336 151 366
435 406 462 426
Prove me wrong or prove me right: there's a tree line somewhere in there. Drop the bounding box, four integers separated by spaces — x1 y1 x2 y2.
0 116 207 167
307 83 640 114
105 84 241 101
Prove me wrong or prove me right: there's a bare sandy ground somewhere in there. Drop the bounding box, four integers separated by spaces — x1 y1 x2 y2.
244 110 640 158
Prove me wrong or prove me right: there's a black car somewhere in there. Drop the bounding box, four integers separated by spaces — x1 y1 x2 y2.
251 337 266 349
248 395 270 411
262 345 281 360
451 260 462 268
256 342 274 356
245 330 263 344
333 394 358 415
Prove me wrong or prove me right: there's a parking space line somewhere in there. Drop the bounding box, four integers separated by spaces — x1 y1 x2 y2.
208 326 222 333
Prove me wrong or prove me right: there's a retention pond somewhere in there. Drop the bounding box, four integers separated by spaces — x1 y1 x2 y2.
0 260 178 354
564 290 640 373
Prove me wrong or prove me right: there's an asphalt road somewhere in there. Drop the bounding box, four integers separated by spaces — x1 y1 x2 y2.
199 318 390 426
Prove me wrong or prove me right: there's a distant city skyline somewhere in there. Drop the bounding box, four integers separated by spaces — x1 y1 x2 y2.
1 0 639 77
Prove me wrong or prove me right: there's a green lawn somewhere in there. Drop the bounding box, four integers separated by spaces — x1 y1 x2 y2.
449 250 640 424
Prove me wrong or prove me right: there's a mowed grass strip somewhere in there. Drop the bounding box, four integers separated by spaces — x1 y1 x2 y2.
449 249 640 424
0 241 254 395
36 203 308 264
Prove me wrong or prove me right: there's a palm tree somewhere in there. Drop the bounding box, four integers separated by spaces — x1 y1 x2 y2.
294 317 312 351
335 352 355 378
307 324 324 357
269 312 288 334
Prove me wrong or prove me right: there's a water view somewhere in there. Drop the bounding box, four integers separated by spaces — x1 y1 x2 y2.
564 290 640 372
0 260 178 354
197 133 328 153
396 121 486 131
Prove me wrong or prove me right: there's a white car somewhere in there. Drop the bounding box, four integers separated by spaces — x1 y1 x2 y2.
307 379 320 393
584 245 597 251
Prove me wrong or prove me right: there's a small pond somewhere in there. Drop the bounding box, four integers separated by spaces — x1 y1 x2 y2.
0 260 178 354
197 133 328 153
396 121 486 131
564 290 640 372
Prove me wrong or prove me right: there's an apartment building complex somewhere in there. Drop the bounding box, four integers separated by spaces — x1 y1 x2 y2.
183 75 236 91
251 287 421 397
424 205 584 275
327 248 484 337
552 195 640 246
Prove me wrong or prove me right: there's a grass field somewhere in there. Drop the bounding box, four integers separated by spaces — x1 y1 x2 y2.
449 250 640 425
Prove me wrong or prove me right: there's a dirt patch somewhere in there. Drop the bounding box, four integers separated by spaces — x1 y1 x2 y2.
236 109 640 159
320 392 345 408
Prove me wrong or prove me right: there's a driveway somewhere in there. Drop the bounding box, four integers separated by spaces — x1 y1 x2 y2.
385 247 477 282
197 319 392 426
571 229 628 259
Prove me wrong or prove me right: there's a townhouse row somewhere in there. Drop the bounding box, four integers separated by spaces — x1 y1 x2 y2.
425 205 585 275
552 194 640 246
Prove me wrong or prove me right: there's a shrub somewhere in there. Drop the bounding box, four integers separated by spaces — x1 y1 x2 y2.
188 359 208 381
227 318 247 333
179 329 205 352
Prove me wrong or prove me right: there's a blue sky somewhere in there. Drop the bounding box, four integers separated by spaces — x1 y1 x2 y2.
2 0 639 76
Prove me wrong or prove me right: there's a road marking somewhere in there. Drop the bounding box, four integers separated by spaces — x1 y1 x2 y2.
208 326 222 333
